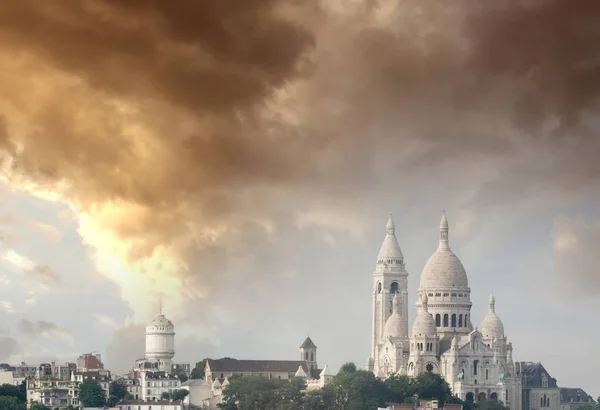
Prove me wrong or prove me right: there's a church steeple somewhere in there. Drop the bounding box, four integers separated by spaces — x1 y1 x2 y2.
369 214 410 376
377 214 404 265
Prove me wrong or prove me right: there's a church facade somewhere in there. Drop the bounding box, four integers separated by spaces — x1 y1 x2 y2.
367 214 522 410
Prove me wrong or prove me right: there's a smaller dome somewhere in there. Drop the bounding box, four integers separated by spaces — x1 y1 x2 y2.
383 294 404 339
377 215 404 264
412 294 437 337
148 314 174 329
480 294 504 339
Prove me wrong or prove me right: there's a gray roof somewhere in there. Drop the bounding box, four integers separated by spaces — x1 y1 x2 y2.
207 358 318 377
560 388 596 404
299 337 317 349
181 379 210 387
521 363 558 388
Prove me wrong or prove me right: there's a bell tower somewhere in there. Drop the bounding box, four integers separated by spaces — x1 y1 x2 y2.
368 215 409 374
299 336 318 370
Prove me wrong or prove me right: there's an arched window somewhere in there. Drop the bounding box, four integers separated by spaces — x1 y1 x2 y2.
485 369 489 380
390 282 399 294
465 314 469 327
435 314 441 327
443 314 449 327
451 314 457 327
377 282 382 293
310 352 314 361
305 352 308 360
473 360 479 375
459 314 463 327
426 363 434 372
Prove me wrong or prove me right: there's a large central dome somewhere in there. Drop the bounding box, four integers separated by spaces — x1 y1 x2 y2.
419 213 469 290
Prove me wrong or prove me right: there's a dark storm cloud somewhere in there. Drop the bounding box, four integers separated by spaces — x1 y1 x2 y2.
0 0 598 298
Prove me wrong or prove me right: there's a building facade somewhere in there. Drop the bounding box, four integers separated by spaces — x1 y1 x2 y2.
367 214 522 409
517 362 561 410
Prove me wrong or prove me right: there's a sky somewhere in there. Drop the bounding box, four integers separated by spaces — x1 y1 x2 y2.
0 0 599 398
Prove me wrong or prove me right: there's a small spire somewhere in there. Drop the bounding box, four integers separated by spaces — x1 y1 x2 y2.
386 214 395 235
489 294 495 312
439 211 449 249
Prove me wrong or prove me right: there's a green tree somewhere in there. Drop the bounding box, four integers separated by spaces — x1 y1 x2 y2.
384 374 411 404
162 389 190 401
107 380 129 405
0 396 26 410
78 379 106 407
329 368 387 410
29 402 51 410
338 362 357 374
219 375 291 410
0 382 27 403
191 359 208 379
109 380 128 399
176 371 189 383
409 372 454 405
476 399 509 410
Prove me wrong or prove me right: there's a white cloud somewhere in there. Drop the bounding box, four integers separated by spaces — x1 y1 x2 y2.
1 249 61 283
94 314 119 330
3 249 35 270
0 301 16 314
553 214 600 296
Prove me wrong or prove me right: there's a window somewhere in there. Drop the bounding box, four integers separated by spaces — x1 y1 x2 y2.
443 292 449 297
377 282 382 293
390 282 399 294
305 352 308 360
459 314 463 327
465 314 469 326
435 314 441 327
473 360 479 376
310 352 314 361
426 363 434 372
485 369 489 380
443 314 449 327
451 314 457 327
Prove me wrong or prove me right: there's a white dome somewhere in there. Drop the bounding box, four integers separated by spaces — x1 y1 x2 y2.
377 215 404 263
383 294 404 339
411 294 437 337
419 213 469 289
148 314 174 329
420 249 469 289
480 294 504 339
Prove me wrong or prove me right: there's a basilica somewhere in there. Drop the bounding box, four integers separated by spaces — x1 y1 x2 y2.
366 214 522 409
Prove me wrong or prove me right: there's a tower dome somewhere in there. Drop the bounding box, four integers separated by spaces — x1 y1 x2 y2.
411 294 437 337
383 293 404 339
419 213 469 289
377 215 404 265
480 294 505 339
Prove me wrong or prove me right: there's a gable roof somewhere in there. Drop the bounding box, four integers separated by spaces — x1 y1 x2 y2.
560 388 596 404
521 363 558 388
300 337 317 349
206 358 313 375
